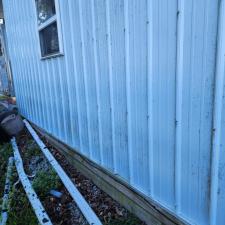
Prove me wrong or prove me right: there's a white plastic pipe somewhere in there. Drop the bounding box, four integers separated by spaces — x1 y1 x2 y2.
0 157 14 225
24 120 102 225
11 138 52 225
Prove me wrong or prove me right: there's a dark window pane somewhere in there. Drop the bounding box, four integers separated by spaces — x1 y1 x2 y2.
36 0 56 25
39 22 59 57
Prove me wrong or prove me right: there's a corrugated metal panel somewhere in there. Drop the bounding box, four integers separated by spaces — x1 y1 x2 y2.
2 0 225 224
176 1 218 224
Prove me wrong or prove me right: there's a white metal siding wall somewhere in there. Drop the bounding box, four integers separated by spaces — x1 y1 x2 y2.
3 0 225 224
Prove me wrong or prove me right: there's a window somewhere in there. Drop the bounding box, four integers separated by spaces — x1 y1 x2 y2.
35 0 63 58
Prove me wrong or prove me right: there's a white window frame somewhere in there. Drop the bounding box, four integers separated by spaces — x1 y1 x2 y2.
34 0 64 59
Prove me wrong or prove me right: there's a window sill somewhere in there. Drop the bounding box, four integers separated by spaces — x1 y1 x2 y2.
40 52 64 60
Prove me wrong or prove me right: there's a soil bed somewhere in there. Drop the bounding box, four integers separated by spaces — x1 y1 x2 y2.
15 127 145 225
1 125 145 225
16 129 87 225
47 147 144 225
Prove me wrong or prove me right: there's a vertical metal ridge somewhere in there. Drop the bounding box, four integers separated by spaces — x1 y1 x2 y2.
209 1 225 224
59 64 71 144
26 6 38 125
31 0 47 129
35 58 44 128
53 59 63 139
56 58 67 140
59 61 71 142
187 0 195 213
46 62 54 133
26 2 39 125
22 3 33 120
197 0 208 217
91 0 103 163
65 0 77 144
156 0 161 198
38 57 49 129
22 4 33 120
50 60 59 136
147 0 154 196
105 0 116 172
31 45 41 126
30 44 40 125
78 0 91 156
41 60 49 130
68 0 82 150
17 41 24 114
166 0 174 203
20 3 33 119
124 0 133 184
165 0 169 200
26 0 34 121
27 5 37 122
23 4 31 116
58 1 75 145
175 0 184 213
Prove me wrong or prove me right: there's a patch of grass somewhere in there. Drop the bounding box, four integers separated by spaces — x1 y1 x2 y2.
0 143 39 225
0 144 14 224
32 168 60 199
0 144 13 203
5 139 60 224
7 184 38 225
0 143 36 225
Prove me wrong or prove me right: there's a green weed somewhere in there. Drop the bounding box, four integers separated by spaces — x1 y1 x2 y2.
32 168 60 199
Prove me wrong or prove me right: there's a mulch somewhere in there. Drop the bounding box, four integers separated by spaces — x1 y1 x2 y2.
15 128 145 225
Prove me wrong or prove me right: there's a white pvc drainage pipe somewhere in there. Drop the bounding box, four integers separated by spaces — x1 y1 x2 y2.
0 157 14 225
11 138 52 225
24 120 102 225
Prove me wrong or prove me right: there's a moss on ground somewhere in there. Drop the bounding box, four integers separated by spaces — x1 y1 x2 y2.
0 144 13 205
7 184 38 225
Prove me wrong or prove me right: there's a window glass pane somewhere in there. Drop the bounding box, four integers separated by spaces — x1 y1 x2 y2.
36 0 56 25
39 22 59 57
